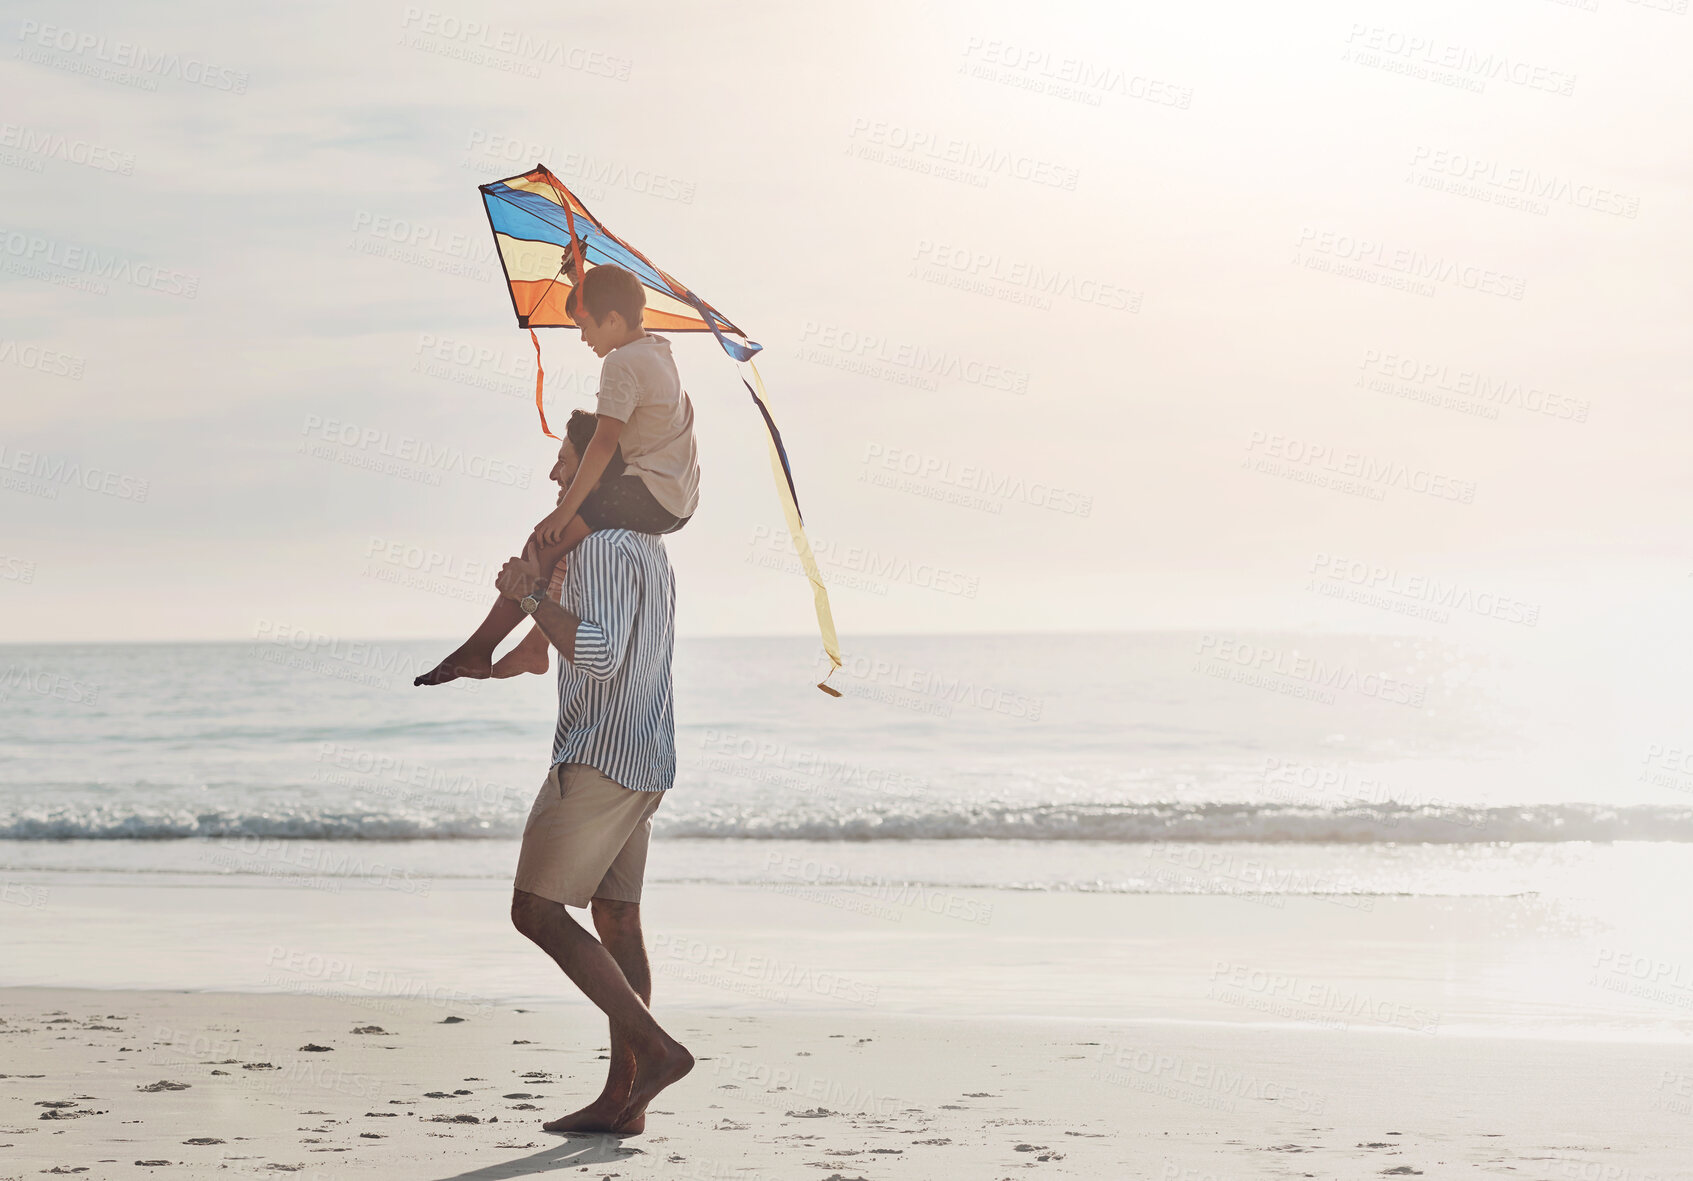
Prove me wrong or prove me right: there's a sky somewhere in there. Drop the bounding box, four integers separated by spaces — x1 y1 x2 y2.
2 0 1690 647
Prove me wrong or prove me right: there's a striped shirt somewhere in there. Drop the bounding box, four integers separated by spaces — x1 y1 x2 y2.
549 529 676 792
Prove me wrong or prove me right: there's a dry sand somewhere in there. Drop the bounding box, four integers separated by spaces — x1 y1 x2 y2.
3 986 1689 1180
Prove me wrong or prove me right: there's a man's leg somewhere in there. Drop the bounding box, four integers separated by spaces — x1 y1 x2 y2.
538 897 652 1132
510 889 691 1134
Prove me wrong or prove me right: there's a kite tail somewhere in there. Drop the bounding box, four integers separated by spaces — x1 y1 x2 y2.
530 329 557 439
744 359 843 695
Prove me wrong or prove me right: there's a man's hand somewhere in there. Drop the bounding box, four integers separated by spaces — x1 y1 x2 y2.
496 553 544 601
534 503 575 548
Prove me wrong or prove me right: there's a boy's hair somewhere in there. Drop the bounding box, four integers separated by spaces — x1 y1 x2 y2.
567 263 646 329
565 409 626 481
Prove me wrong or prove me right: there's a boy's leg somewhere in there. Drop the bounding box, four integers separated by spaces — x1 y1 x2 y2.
415 516 592 686
491 624 550 678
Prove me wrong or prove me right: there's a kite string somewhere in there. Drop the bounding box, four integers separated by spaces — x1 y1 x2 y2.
743 357 842 695
529 329 556 439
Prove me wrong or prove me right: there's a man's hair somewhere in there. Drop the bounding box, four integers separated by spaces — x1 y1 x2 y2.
567 263 646 329
564 409 626 481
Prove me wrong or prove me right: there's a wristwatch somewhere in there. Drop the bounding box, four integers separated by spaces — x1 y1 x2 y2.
519 585 547 615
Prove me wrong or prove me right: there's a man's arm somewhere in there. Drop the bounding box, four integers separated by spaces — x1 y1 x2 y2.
495 542 637 679
496 553 581 661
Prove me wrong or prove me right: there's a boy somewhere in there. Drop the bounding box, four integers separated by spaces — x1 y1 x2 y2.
415 263 699 686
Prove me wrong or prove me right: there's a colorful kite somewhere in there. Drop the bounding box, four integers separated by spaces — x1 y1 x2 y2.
479 164 841 692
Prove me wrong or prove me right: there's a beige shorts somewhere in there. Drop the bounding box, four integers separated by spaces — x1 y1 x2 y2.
513 762 665 908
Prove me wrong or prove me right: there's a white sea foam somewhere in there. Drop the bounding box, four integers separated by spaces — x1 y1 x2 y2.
4 801 1691 844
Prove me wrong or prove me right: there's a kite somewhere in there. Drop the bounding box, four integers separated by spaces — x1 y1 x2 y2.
478 164 841 693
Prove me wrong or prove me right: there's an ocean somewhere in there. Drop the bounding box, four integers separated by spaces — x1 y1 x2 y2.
8 632 1693 1034
2 631 1688 895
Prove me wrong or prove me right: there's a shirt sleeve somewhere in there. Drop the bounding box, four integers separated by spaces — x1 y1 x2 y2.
595 351 640 423
564 539 639 682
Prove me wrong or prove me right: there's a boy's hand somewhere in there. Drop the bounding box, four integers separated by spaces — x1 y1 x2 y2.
534 504 574 547
495 554 543 601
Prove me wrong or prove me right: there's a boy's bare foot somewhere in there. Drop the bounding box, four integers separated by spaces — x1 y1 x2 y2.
610 1034 692 1134
491 631 550 678
413 645 493 686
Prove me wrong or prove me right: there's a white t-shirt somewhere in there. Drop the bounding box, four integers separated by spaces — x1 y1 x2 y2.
595 334 700 519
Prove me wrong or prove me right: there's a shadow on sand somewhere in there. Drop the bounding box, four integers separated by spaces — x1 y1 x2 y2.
427 1132 642 1180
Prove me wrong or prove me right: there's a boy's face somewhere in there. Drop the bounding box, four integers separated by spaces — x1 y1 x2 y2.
576 307 621 358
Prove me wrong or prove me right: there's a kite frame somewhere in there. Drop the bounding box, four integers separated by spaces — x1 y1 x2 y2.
478 164 758 350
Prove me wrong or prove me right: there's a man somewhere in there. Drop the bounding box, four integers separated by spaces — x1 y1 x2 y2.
495 425 692 1137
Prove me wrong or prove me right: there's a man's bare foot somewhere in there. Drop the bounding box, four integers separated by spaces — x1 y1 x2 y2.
610 1035 692 1134
541 1094 638 1135
413 645 493 686
491 631 550 679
